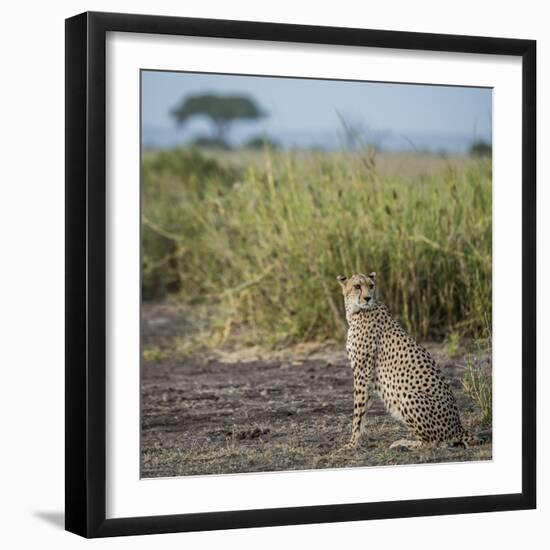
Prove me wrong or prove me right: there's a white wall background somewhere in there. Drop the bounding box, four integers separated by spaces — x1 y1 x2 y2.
0 1 546 547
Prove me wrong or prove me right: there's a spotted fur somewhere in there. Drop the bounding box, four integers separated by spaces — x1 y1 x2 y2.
337 272 480 449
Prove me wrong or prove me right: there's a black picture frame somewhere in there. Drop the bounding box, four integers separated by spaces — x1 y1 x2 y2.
65 11 536 538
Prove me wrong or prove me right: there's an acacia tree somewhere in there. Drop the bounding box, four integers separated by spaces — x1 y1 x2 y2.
171 94 265 146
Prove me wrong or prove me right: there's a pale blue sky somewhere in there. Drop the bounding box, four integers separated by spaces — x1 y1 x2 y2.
141 70 492 152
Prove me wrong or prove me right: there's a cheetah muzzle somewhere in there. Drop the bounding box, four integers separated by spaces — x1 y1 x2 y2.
337 272 482 451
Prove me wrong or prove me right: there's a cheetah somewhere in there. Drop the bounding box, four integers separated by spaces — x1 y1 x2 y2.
337 272 480 450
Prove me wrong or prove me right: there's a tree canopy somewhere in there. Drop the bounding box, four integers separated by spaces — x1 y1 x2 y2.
469 140 492 157
171 94 265 145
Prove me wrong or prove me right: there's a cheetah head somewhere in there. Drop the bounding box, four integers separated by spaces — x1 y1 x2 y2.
337 272 377 315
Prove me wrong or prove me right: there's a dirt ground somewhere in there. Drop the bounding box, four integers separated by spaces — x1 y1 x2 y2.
141 303 492 478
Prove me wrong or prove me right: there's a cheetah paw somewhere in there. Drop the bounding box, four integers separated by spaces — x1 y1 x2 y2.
336 442 358 453
389 439 423 450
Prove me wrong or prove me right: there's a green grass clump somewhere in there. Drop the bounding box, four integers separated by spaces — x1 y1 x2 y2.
142 147 491 346
142 345 170 363
461 335 493 427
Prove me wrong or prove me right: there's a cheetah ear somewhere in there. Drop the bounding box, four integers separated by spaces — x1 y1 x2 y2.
336 275 347 287
368 272 377 282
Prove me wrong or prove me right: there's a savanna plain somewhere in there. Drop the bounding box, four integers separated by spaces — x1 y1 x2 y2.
141 147 493 477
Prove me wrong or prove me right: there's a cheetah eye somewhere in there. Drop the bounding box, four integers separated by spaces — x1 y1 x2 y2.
354 284 361 290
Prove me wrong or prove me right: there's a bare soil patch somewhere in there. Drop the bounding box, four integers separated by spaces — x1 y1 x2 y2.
141 303 492 478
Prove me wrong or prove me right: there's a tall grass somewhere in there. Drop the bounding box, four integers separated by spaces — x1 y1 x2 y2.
462 333 493 427
142 148 491 346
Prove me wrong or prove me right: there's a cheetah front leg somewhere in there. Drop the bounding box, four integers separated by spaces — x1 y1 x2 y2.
341 362 373 450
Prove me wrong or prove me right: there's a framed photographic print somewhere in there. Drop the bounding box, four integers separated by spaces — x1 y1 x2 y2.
65 11 536 538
